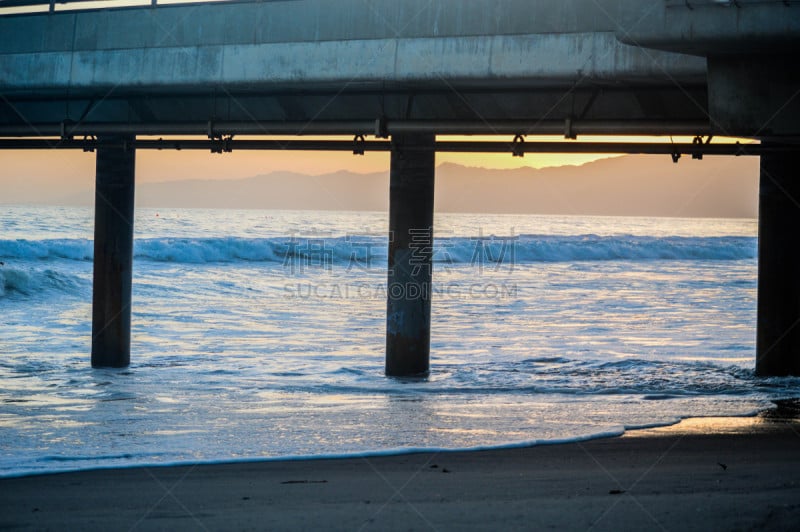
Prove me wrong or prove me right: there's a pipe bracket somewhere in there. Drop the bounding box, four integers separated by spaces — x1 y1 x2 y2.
353 134 366 155
512 134 525 157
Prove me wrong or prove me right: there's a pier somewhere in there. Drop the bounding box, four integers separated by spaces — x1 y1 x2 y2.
0 0 798 375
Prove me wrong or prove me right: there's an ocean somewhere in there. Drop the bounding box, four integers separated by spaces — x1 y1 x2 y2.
1 205 797 478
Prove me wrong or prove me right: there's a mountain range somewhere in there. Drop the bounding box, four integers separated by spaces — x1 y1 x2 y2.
3 154 759 218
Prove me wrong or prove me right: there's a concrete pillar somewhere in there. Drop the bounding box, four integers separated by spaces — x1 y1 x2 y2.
91 136 136 368
756 147 800 376
386 133 435 377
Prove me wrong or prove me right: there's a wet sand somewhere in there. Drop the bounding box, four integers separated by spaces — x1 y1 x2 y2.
2 409 799 531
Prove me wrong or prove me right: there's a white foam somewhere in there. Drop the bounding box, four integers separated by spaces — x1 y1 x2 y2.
0 427 628 479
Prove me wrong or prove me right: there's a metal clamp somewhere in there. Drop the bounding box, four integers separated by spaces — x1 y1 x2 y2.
82 135 96 153
208 120 232 153
353 134 366 155
211 134 234 154
690 135 714 160
692 135 704 160
512 134 525 157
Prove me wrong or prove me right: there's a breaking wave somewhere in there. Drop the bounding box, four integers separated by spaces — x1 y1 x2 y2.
0 235 757 265
0 266 84 298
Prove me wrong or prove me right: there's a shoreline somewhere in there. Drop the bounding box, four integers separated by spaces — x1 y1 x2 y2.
2 408 798 531
0 407 779 482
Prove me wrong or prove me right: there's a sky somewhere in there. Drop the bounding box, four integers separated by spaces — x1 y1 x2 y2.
0 135 729 184
1 137 616 185
0 135 759 217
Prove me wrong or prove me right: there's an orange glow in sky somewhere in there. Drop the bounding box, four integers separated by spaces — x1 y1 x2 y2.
0 135 748 185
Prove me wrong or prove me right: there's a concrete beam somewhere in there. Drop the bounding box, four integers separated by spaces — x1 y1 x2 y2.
0 33 705 94
620 2 800 56
0 0 710 129
708 54 800 137
0 86 711 131
0 0 635 53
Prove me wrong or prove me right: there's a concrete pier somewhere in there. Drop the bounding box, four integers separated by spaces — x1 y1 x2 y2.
1 0 798 377
756 148 800 376
385 134 435 377
91 136 136 368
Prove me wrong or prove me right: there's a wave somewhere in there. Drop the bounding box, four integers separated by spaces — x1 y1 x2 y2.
0 239 93 261
203 359 793 399
0 266 84 298
0 235 757 265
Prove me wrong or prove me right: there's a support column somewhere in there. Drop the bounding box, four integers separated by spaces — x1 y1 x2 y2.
386 133 435 377
756 147 800 376
91 136 136 368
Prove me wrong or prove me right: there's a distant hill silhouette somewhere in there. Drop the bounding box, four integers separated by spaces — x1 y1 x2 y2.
433 155 758 218
5 155 758 218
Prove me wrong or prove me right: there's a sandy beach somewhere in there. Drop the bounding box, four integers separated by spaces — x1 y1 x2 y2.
2 406 799 532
